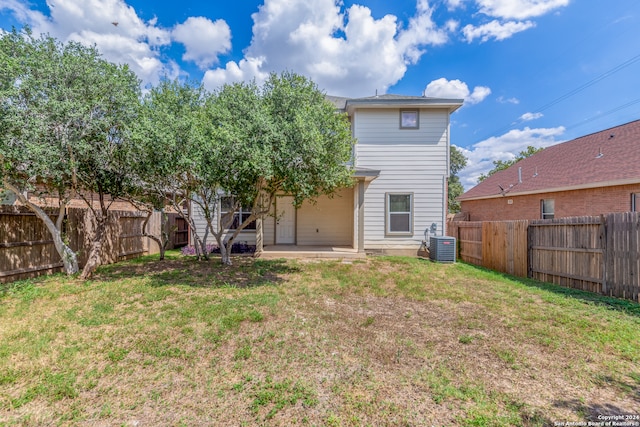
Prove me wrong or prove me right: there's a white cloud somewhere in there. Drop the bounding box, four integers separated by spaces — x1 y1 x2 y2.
497 96 520 104
452 0 568 43
458 126 565 189
424 78 491 104
0 0 50 30
202 0 449 96
444 19 460 33
463 19 535 42
172 17 231 70
0 0 176 86
520 112 543 121
397 0 448 64
475 0 570 20
202 56 269 89
446 0 465 10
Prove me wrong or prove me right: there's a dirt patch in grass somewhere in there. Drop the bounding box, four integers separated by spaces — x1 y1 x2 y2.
94 256 298 289
0 255 638 426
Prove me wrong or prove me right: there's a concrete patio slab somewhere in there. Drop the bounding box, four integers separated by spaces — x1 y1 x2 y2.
258 245 366 260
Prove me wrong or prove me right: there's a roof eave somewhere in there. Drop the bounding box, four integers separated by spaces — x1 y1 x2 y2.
458 177 640 202
353 167 381 182
345 98 463 115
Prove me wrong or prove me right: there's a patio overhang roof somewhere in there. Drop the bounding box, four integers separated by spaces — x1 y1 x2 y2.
353 167 380 182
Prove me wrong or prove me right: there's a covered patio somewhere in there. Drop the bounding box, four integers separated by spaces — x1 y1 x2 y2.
258 245 366 260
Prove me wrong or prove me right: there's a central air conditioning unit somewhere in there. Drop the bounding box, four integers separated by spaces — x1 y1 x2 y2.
429 236 456 263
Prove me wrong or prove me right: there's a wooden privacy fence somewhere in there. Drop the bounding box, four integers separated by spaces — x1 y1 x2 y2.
528 216 604 296
449 220 528 277
454 222 483 267
449 213 640 302
0 206 186 283
604 212 640 301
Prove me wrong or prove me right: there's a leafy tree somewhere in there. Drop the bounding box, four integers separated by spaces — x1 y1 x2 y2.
1 29 80 274
130 79 210 260
71 57 141 280
448 145 467 213
0 28 141 279
477 145 544 182
204 72 354 265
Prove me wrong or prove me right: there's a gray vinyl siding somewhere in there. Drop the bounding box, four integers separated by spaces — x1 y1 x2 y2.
354 108 449 249
191 199 256 246
191 202 214 245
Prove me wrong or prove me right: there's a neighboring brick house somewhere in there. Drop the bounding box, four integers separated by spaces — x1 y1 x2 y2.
457 119 640 221
1 187 140 212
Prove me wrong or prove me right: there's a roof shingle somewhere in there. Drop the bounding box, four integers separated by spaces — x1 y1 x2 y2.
459 119 640 200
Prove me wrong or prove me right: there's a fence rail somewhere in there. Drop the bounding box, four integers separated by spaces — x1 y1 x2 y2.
449 212 640 302
528 216 605 295
0 206 186 283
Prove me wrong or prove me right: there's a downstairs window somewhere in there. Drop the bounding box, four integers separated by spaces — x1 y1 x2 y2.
220 197 256 230
386 193 413 235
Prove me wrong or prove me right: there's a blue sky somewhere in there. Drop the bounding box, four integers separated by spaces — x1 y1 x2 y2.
1 0 639 189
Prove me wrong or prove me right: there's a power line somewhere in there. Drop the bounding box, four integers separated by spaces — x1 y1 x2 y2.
563 97 640 133
470 2 640 144
533 52 640 114
473 51 640 143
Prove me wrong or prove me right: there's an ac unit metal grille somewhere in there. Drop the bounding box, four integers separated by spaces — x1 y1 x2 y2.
429 236 456 262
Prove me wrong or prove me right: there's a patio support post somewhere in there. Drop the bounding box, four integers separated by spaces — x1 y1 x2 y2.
255 217 263 257
358 181 365 253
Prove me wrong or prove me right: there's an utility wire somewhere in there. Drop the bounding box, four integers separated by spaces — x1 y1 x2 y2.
563 97 640 133
473 51 640 142
533 53 640 114
471 2 640 144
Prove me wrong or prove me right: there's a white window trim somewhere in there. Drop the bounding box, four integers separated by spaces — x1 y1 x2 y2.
385 192 414 236
541 199 555 219
220 197 256 231
632 193 639 212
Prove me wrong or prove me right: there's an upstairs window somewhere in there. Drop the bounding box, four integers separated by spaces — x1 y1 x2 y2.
220 197 256 230
400 110 419 129
541 199 555 219
386 193 413 235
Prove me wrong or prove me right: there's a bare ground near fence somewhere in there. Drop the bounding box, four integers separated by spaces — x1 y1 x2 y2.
0 206 186 283
449 212 640 302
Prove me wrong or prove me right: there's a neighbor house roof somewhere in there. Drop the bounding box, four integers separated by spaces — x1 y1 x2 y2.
326 93 464 114
459 119 640 201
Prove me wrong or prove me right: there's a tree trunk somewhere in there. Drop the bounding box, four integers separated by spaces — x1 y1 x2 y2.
80 213 106 280
200 221 210 260
159 210 169 260
219 242 232 265
191 223 207 260
3 181 79 275
141 209 168 260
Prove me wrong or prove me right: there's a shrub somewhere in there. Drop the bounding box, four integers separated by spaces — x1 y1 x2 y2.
180 243 256 256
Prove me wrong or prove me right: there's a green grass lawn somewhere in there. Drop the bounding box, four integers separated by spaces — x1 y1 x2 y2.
1 252 639 426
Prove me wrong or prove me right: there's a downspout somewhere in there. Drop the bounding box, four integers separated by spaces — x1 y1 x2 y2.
444 111 451 236
358 180 365 252
442 175 447 237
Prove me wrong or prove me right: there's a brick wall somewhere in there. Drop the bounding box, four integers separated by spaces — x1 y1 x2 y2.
460 183 640 221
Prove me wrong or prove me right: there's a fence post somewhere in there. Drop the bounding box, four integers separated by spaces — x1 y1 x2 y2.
456 223 461 260
599 214 607 296
527 222 533 278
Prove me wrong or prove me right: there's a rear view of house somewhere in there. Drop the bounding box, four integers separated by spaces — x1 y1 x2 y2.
458 119 640 221
193 94 463 255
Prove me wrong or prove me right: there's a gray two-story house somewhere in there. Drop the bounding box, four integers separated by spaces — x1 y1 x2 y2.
192 93 463 256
